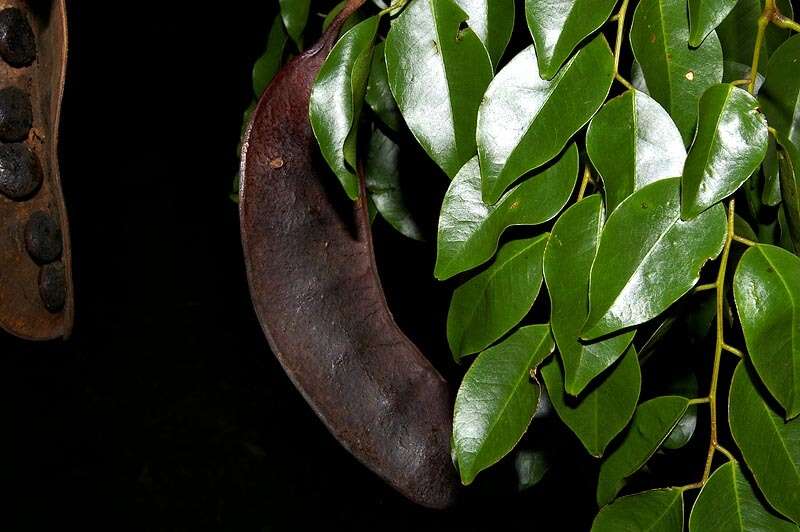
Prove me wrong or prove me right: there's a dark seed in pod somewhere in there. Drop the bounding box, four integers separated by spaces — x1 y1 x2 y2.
0 8 36 67
38 261 66 313
0 86 32 141
0 143 42 199
24 211 62 263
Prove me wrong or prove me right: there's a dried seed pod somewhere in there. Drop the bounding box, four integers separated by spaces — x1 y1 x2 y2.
0 0 72 340
239 1 458 508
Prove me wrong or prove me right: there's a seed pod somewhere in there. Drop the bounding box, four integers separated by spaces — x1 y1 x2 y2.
239 0 458 508
0 0 72 340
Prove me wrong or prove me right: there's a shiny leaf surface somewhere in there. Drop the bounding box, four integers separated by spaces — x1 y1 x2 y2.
596 396 689 506
385 0 493 178
435 146 578 280
453 0 515 67
524 0 617 80
734 244 800 419
365 127 423 240
542 346 641 458
453 325 555 485
760 35 800 149
448 235 549 360
688 0 738 47
366 41 402 131
279 0 311 48
630 0 723 143
583 178 727 340
477 35 613 204
592 489 684 532
689 461 799 531
729 362 800 524
586 89 686 212
543 196 635 395
310 17 379 200
681 84 768 219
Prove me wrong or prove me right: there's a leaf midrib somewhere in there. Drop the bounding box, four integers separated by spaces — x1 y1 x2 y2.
467 333 550 472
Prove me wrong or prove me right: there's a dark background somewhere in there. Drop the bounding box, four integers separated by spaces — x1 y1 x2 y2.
3 1 795 530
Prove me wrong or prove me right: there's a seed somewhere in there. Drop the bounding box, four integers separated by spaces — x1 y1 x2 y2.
38 261 66 313
0 86 32 141
24 210 62 264
0 8 36 67
0 143 42 199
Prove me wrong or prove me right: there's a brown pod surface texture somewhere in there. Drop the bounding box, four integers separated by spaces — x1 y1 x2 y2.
239 1 458 509
0 0 72 340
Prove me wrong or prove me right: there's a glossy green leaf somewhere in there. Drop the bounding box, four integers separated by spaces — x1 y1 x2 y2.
717 0 794 73
689 461 799 531
662 371 699 450
729 362 800 524
593 489 684 532
365 41 402 131
734 244 800 419
524 0 617 80
477 35 613 204
543 195 635 395
681 84 768 219
365 127 423 240
310 17 379 200
583 178 727 340
385 0 493 178
760 35 800 149
453 325 555 485
763 138 782 207
279 0 311 49
435 146 578 280
252 16 288 97
596 396 689 506
448 235 549 360
586 89 686 212
630 0 723 143
453 0 515 67
542 346 641 458
777 135 800 252
688 0 738 47
515 448 551 491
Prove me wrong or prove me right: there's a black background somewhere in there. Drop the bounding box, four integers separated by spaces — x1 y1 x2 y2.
2 1 795 530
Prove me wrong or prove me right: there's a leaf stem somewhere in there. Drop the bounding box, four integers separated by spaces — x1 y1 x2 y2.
612 0 635 90
577 165 592 201
715 444 737 462
721 343 744 358
747 0 772 94
732 234 757 246
701 199 737 482
379 0 408 16
689 397 711 405
773 12 800 32
694 282 717 293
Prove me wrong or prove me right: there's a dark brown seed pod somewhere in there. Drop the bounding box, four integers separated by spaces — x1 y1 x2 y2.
24 210 61 263
0 7 36 67
239 0 458 509
0 0 72 340
0 142 41 199
0 85 32 141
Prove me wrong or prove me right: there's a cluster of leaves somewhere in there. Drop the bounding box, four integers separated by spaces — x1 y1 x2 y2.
243 0 800 528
